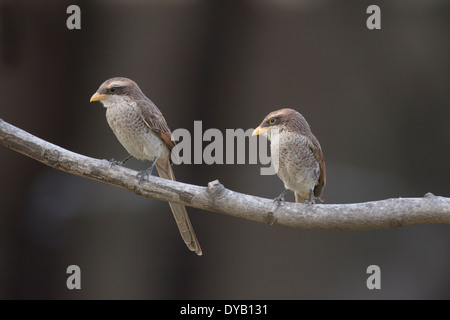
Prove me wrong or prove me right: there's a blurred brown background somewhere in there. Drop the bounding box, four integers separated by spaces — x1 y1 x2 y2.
0 0 449 299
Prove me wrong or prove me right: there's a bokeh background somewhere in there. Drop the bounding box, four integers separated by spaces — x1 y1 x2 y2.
0 0 449 299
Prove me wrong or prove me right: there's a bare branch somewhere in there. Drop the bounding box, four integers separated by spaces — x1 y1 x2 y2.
1 118 449 229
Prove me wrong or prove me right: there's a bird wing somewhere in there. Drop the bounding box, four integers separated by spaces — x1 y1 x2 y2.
137 99 176 151
308 137 326 201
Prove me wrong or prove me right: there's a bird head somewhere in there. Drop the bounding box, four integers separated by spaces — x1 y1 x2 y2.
252 108 301 138
90 77 145 105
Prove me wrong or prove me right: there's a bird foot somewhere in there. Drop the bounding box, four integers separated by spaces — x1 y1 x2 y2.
109 158 125 167
137 168 154 183
273 195 285 204
271 196 285 215
109 154 133 168
137 158 158 183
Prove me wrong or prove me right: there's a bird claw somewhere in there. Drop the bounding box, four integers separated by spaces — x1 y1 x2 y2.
109 158 124 167
109 154 133 168
137 158 158 183
271 196 285 215
273 189 290 205
137 167 155 182
273 196 285 204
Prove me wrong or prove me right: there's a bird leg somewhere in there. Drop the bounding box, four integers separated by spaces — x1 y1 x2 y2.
137 156 159 182
110 154 133 167
270 189 291 223
274 189 291 204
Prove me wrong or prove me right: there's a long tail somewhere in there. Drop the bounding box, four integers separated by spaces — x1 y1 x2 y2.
156 159 202 256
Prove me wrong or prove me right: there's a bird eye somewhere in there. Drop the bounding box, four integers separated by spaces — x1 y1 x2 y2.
269 118 276 125
108 87 117 94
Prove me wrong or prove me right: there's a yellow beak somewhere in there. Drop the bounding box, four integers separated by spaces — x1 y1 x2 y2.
90 92 108 102
252 126 270 136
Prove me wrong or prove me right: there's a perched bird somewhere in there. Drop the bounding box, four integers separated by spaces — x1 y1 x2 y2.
252 108 326 203
90 77 202 255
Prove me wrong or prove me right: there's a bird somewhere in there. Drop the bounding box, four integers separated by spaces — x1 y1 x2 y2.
252 108 326 203
90 77 202 255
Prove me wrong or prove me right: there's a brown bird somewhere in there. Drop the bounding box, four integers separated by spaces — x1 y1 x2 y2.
252 108 326 203
90 77 202 255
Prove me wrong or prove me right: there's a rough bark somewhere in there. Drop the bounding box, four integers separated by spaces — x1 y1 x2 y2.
1 118 449 229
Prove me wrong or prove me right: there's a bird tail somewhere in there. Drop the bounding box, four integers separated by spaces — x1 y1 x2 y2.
156 159 202 256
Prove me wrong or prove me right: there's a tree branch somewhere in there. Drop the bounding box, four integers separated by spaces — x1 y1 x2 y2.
1 118 449 229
